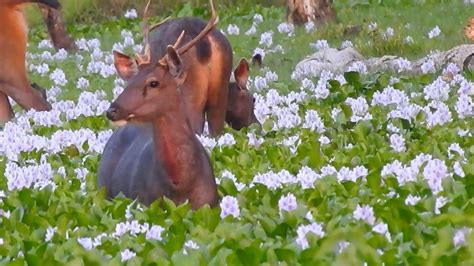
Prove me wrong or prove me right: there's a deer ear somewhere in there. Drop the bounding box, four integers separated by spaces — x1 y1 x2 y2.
113 50 138 81
234 58 249 90
166 45 186 85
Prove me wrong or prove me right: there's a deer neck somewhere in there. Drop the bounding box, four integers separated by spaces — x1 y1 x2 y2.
151 102 201 189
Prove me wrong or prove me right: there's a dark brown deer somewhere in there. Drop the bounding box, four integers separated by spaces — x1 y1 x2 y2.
226 58 259 130
0 0 56 123
97 2 221 209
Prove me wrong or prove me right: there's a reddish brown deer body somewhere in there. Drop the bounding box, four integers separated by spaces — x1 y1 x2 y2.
0 0 56 122
98 2 220 209
151 20 230 136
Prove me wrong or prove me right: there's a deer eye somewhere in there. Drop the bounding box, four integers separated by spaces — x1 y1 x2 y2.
149 81 159 88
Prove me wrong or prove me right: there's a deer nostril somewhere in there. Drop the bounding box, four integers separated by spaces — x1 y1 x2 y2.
106 107 118 121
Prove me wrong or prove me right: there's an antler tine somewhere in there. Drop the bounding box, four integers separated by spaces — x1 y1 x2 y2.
176 0 219 55
142 0 152 44
173 30 186 48
136 0 152 65
150 16 171 32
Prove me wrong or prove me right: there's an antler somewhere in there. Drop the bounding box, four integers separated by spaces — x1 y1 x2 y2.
135 0 152 65
158 0 219 66
176 0 218 55
149 16 171 32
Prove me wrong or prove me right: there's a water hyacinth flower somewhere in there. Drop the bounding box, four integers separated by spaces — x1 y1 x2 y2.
247 132 264 147
453 162 465 177
76 77 90 90
395 58 412 72
383 27 395 39
124 9 138 19
277 22 294 35
447 143 465 159
77 237 93 250
311 39 329 50
279 193 297 213
340 40 353 49
390 134 406 152
368 22 378 31
297 166 320 189
421 59 436 74
302 110 325 133
146 225 164 241
453 227 472 248
253 14 263 25
305 21 316 32
405 195 422 206
337 241 350 254
347 61 368 74
245 25 257 36
220 196 240 218
404 36 414 44
50 68 68 86
121 249 136 262
38 39 53 50
227 24 240 35
422 158 449 195
45 226 57 242
217 133 236 147
455 94 474 118
345 96 372 122
259 31 273 48
434 196 448 214
185 240 199 250
353 204 375 225
373 222 392 242
319 135 330 146
296 222 325 249
428 26 441 39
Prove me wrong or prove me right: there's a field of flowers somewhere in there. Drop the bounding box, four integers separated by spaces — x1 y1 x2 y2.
0 1 473 264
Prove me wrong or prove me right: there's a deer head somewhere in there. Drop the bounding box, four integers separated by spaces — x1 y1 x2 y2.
226 58 260 130
106 0 218 124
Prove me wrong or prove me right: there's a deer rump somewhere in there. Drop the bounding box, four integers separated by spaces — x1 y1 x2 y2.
98 123 216 206
148 17 233 136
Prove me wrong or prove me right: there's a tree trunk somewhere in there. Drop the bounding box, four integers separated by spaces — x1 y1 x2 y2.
39 4 77 52
286 0 336 26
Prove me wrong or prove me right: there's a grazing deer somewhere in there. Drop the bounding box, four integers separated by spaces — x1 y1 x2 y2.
227 58 259 130
98 1 221 209
0 0 56 123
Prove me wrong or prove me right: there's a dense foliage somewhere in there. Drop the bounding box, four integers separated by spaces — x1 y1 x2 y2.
0 1 473 264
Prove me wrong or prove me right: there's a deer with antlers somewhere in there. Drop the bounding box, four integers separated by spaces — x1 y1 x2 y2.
98 0 228 208
111 0 259 137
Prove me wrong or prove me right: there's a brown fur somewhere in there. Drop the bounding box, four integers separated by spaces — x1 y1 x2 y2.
100 46 218 209
0 0 55 122
147 17 232 137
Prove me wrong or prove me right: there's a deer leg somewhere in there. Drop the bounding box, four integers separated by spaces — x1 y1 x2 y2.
39 4 77 52
0 91 14 123
0 80 51 112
